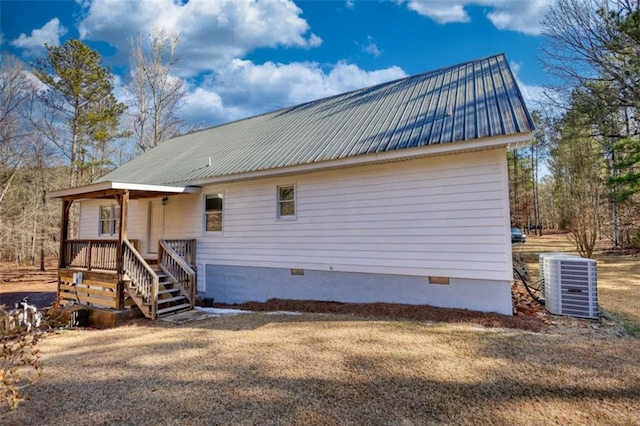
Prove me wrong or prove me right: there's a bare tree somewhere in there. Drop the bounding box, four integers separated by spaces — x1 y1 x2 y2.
0 54 37 206
549 93 606 257
542 0 640 107
126 28 188 152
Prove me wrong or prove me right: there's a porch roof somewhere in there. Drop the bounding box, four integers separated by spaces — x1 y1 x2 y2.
49 181 201 201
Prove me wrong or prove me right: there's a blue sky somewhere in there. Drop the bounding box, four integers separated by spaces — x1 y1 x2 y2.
0 0 550 127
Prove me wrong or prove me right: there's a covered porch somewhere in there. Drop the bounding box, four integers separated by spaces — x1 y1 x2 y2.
50 182 201 320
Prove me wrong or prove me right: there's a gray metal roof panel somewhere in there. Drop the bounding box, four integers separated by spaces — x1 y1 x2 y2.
100 54 534 186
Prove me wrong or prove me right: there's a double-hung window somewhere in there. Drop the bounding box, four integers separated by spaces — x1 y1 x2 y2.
99 204 120 236
277 185 295 219
205 193 224 232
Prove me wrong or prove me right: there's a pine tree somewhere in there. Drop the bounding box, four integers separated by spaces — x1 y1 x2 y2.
34 39 127 186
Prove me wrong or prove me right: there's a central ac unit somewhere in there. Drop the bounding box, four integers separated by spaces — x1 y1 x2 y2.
539 252 579 283
541 254 598 319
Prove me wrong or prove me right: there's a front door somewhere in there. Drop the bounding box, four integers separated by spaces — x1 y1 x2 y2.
148 199 164 254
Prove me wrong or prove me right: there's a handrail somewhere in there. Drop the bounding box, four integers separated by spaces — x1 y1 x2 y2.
122 239 159 319
162 239 196 266
158 239 196 309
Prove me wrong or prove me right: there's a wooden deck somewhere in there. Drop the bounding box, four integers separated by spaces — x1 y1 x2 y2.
58 269 136 310
58 238 196 321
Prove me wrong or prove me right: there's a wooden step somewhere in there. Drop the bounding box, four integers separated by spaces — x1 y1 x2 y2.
158 287 180 295
158 295 187 304
156 303 192 316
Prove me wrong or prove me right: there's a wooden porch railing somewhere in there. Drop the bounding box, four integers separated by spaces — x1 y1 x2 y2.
122 239 159 319
158 240 196 309
64 239 118 271
62 239 139 271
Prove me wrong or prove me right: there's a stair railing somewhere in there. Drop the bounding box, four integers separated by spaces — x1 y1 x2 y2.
122 239 159 319
158 240 196 309
162 239 196 266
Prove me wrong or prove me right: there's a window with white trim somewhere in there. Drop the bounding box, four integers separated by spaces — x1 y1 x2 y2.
277 185 295 219
99 204 120 236
204 193 224 232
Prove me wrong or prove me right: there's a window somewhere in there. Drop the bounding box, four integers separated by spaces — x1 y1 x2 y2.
205 193 223 232
99 205 120 236
277 185 295 218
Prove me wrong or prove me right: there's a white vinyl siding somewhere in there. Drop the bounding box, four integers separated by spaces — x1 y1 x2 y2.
78 199 148 245
191 148 512 281
162 194 200 239
74 148 512 281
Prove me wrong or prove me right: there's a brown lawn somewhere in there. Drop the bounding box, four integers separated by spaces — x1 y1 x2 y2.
513 233 640 334
2 315 639 425
1 235 639 424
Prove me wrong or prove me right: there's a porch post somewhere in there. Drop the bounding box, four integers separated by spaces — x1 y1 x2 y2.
115 190 129 310
58 200 72 269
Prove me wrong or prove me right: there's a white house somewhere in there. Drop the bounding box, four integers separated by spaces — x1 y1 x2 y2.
51 54 534 318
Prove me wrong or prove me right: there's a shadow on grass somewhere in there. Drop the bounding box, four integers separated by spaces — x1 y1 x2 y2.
3 322 640 424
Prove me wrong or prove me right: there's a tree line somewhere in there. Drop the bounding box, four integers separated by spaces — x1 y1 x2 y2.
509 0 640 257
0 29 187 266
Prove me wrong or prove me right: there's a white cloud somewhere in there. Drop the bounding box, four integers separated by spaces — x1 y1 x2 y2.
406 1 470 24
11 18 68 56
403 0 552 35
77 0 322 76
179 60 406 126
77 1 403 127
181 87 245 126
361 36 382 57
517 79 546 111
485 0 551 35
510 62 545 111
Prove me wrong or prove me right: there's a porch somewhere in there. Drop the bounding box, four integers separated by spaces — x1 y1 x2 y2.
50 181 201 321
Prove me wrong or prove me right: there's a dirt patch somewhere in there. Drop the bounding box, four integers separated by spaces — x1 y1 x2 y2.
213 292 546 332
0 261 58 308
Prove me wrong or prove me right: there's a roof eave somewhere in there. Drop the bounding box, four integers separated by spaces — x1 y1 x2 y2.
186 132 533 187
49 181 201 201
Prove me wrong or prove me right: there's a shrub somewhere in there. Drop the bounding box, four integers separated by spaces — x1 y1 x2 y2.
0 304 46 410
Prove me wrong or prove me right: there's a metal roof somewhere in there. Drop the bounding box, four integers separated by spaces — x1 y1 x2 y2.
100 54 534 186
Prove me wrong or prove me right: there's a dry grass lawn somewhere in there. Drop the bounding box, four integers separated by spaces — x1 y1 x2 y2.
1 234 639 425
2 315 640 425
514 233 640 334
